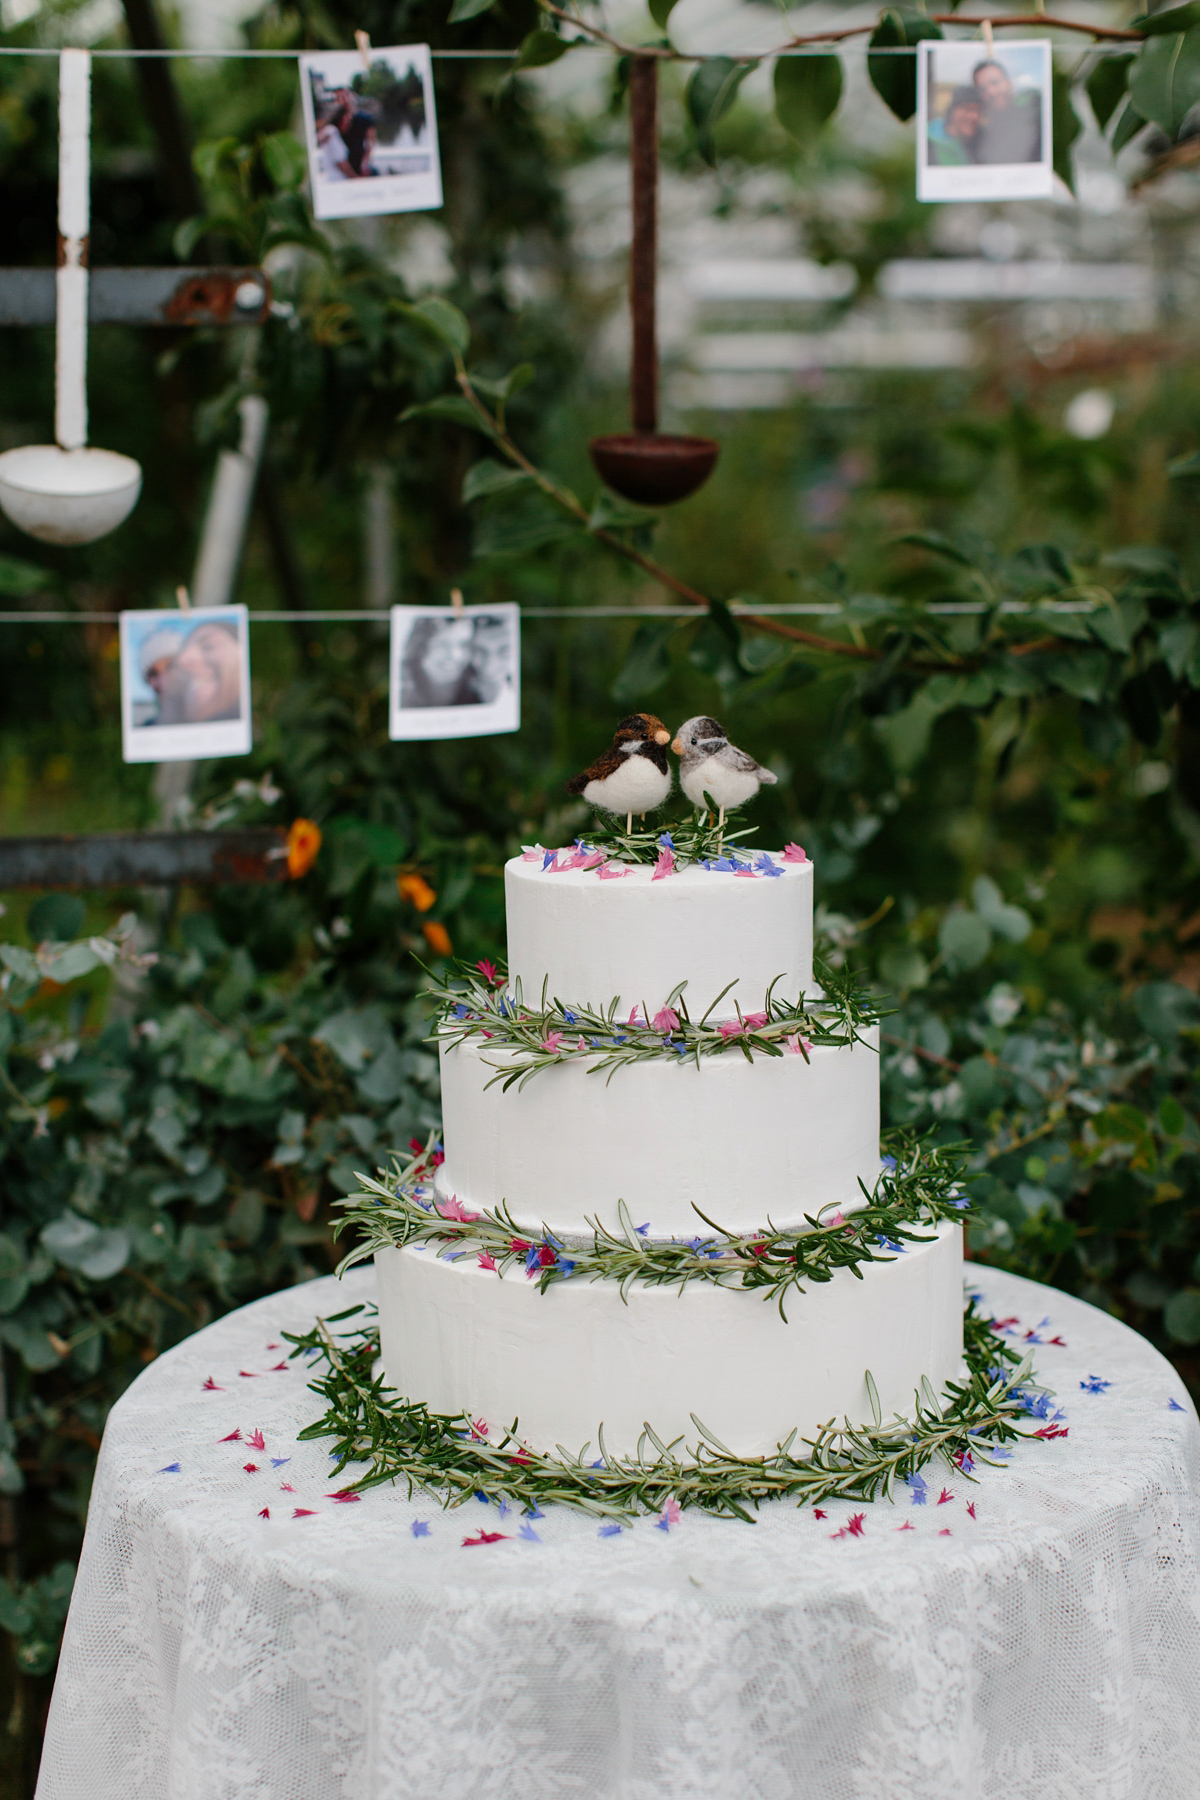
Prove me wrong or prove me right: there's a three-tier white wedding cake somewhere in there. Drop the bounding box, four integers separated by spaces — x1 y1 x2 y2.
374 850 963 1459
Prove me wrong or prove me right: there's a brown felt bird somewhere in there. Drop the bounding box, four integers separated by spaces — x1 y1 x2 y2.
566 713 673 829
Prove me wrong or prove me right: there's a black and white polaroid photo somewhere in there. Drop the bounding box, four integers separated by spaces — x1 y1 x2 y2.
120 606 252 764
298 45 442 221
389 604 520 742
917 40 1053 203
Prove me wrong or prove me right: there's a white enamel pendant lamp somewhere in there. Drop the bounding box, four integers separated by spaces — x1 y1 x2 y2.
0 49 142 545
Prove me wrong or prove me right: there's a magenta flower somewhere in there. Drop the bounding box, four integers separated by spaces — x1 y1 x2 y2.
576 1035 589 1051
784 1034 813 1056
462 1530 510 1546
580 851 606 870
202 1377 224 1391
471 1417 489 1439
598 864 629 880
475 958 501 986
743 1011 768 1030
246 1429 266 1452
782 843 808 863
652 847 675 881
436 1194 480 1223
652 1006 680 1033
478 1252 497 1271
627 1006 642 1027
541 1031 565 1054
718 1020 744 1039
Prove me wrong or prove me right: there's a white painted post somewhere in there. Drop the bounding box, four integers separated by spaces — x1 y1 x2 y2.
190 394 269 609
55 49 91 453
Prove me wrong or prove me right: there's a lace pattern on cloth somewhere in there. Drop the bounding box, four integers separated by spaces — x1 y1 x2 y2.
36 1266 1200 1800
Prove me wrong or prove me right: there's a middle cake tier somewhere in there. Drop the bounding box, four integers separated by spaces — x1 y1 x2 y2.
436 1026 881 1239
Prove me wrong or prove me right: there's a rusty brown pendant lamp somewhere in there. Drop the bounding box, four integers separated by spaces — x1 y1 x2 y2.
588 57 718 508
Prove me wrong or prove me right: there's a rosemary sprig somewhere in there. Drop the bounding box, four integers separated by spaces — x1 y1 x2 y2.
288 1300 1046 1522
333 1130 971 1321
425 954 884 1092
569 816 760 869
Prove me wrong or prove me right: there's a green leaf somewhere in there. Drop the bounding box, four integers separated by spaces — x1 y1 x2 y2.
938 909 991 971
405 297 472 359
260 131 307 191
588 491 660 533
971 875 1031 944
0 555 51 596
1136 980 1200 1040
1164 1288 1200 1345
1051 71 1082 193
648 0 678 27
1087 54 1135 130
472 498 577 558
611 620 677 703
448 0 497 19
462 460 532 504
27 894 85 942
878 943 930 992
313 1006 392 1072
867 11 941 123
1129 28 1200 139
400 396 498 439
687 57 758 166
774 54 843 146
192 137 238 186
514 29 571 69
893 529 978 568
468 363 534 403
40 1212 131 1280
1110 96 1149 151
1159 1095 1186 1136
1131 0 1200 35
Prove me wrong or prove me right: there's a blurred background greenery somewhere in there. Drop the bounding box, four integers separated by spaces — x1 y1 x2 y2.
1 0 1199 1784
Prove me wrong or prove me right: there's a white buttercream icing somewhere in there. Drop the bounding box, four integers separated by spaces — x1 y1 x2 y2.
376 1220 964 1459
437 1027 881 1239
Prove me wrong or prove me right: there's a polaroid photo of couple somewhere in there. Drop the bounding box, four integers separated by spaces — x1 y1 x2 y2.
389 604 520 742
299 45 442 221
120 606 252 764
917 40 1054 203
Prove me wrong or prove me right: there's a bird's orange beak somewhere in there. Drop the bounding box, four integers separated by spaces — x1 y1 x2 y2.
654 728 670 745
670 737 681 755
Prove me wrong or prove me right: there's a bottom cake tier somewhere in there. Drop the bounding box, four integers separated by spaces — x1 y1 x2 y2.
374 1220 964 1460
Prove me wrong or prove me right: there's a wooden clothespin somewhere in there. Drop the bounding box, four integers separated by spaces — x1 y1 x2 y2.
175 584 191 613
450 587 465 615
354 30 372 71
981 17 995 52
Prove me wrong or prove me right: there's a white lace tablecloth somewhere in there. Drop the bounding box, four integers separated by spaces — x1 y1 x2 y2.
36 1264 1200 1800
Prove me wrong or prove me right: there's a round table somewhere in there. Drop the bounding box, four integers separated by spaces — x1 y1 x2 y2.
36 1265 1200 1800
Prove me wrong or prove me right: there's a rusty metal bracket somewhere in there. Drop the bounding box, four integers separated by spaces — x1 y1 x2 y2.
0 267 272 328
0 829 289 888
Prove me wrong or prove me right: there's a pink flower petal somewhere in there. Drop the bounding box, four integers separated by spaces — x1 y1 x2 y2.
782 843 808 863
598 864 629 880
478 1252 498 1272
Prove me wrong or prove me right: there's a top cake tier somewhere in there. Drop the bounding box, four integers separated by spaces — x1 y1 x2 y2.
505 853 813 1018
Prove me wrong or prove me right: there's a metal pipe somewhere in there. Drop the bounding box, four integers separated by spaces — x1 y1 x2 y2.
55 49 90 452
629 56 658 436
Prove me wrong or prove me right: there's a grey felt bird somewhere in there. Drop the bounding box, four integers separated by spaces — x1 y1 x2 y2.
671 716 777 826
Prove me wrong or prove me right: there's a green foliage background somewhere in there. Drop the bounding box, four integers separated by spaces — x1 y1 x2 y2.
1 0 1200 1786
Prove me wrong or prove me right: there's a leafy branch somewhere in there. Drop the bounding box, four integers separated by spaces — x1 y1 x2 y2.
288 1297 1045 1522
334 1128 968 1320
414 950 882 1090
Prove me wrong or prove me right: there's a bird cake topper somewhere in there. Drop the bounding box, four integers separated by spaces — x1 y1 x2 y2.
672 716 777 831
567 712 673 832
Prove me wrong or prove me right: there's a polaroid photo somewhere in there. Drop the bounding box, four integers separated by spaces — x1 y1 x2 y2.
389 604 520 742
120 605 252 764
917 40 1054 203
299 44 442 221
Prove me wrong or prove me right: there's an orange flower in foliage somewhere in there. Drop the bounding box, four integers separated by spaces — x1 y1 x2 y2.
286 819 322 879
422 921 452 958
398 872 437 913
